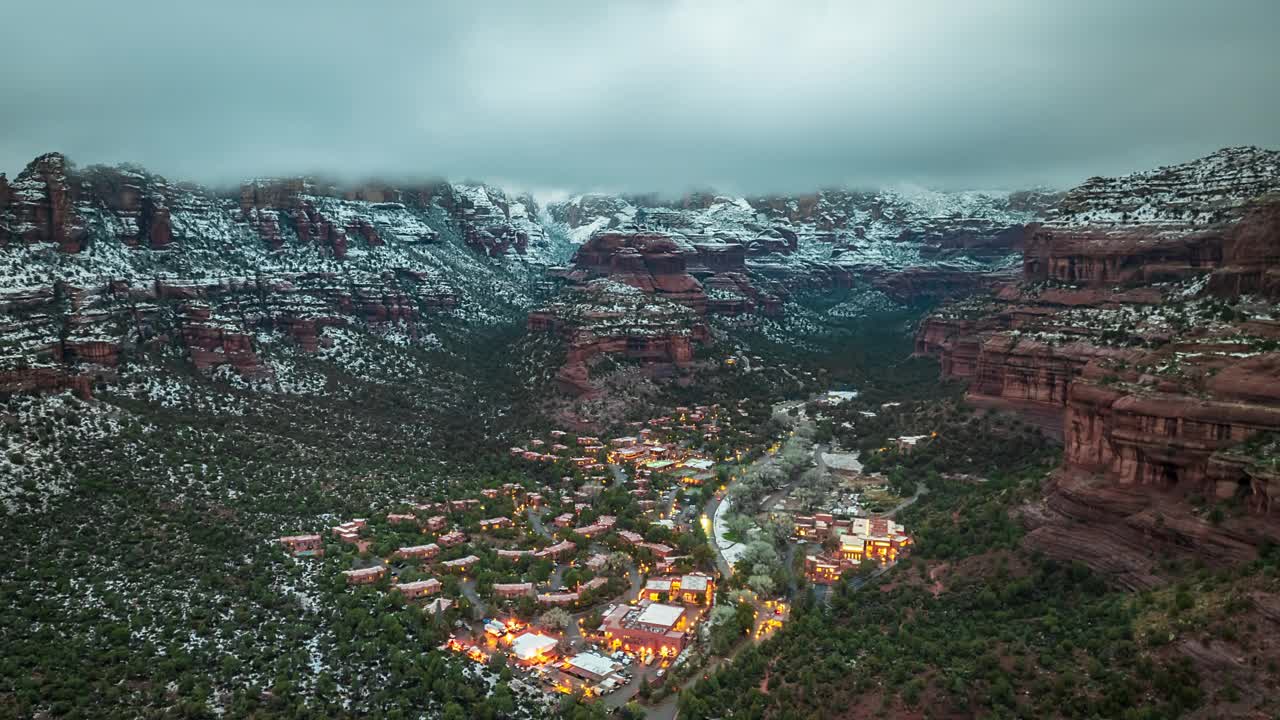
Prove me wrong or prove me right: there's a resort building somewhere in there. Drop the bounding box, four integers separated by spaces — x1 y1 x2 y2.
331 519 367 544
394 543 441 560
535 540 576 561
562 652 621 683
637 542 675 559
438 530 467 547
392 578 441 599
480 516 514 531
538 591 580 606
278 534 324 556
510 632 559 664
342 566 386 585
836 517 912 564
441 555 480 573
494 582 536 599
573 515 616 538
804 554 843 585
642 574 714 605
893 435 930 453
599 601 691 656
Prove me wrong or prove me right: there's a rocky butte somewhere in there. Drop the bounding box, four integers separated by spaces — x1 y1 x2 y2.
916 146 1280 588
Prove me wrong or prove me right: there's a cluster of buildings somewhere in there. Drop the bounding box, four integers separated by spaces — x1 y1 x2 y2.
509 432 608 472
617 530 677 563
535 575 610 607
599 600 694 658
797 515 913 584
641 573 715 605
452 620 637 699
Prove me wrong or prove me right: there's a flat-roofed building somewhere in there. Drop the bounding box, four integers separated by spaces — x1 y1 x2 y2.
563 651 620 682
510 632 558 663
535 540 576 561
438 530 467 547
392 578 441 599
441 555 479 573
342 566 386 585
394 543 440 561
278 534 324 556
599 601 690 656
494 582 535 599
538 591 579 606
480 516 513 531
838 517 912 564
643 574 714 605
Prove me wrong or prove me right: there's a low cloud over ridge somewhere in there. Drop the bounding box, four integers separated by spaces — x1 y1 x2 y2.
2 0 1278 194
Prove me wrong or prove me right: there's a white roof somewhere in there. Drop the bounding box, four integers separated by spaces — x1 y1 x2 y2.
511 632 558 660
636 603 684 629
821 452 863 472
680 574 709 592
683 458 715 470
567 651 617 678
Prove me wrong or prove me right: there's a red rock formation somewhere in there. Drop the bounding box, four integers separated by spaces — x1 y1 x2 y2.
1208 197 1280 299
0 153 88 252
180 306 265 376
918 150 1280 519
1065 357 1280 503
1021 469 1276 590
62 340 121 366
0 367 92 399
568 230 710 312
556 329 706 396
1023 224 1227 286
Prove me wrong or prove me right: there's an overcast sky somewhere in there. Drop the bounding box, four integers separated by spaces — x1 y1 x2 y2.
2 0 1277 194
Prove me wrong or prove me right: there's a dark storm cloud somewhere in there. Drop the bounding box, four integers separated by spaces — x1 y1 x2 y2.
2 0 1278 193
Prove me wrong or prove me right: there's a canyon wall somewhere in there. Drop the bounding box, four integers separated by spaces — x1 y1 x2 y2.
917 147 1280 518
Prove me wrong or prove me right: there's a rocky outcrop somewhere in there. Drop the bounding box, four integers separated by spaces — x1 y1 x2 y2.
0 153 88 252
528 279 708 396
561 229 783 316
1022 224 1228 286
1021 469 1278 590
530 228 785 392
918 147 1280 519
1025 147 1280 288
1208 196 1280 299
1065 356 1280 508
179 304 265 376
